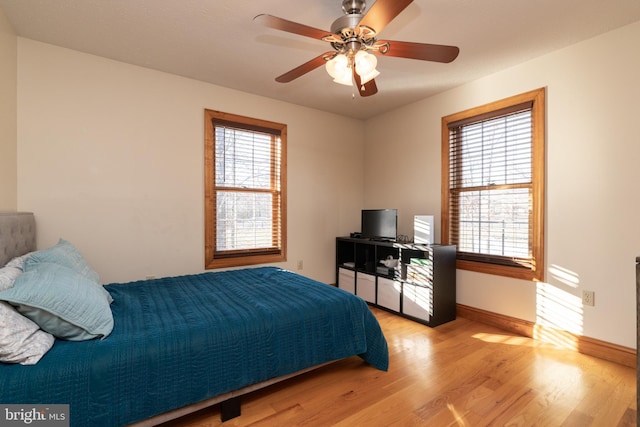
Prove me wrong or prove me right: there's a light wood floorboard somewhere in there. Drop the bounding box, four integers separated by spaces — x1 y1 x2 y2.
162 308 636 427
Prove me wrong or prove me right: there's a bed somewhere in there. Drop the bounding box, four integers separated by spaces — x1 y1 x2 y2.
0 212 389 426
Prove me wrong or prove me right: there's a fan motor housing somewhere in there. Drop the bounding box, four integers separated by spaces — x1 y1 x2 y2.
330 13 363 38
342 0 366 15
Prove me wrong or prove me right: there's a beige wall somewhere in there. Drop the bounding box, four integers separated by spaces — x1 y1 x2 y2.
364 21 640 348
16 38 365 285
0 7 17 210
10 17 640 348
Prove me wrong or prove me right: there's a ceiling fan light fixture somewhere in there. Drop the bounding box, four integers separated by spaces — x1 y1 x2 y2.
333 71 354 86
354 50 379 83
354 50 375 73
358 68 380 84
326 53 353 86
325 53 347 78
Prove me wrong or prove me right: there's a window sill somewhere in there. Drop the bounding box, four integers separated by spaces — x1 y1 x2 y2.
205 253 286 270
456 259 543 282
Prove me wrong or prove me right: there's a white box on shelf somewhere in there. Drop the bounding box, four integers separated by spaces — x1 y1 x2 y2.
377 277 401 312
414 215 434 244
338 268 355 294
356 272 376 304
402 283 431 322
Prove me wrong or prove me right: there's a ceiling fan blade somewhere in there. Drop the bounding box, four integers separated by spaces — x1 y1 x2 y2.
377 40 460 63
353 69 378 97
254 14 339 42
275 52 335 83
357 0 413 34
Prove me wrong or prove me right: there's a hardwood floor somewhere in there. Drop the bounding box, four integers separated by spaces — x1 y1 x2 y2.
162 307 636 426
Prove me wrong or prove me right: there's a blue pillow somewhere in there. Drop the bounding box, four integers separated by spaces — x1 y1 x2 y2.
25 239 112 304
0 262 114 341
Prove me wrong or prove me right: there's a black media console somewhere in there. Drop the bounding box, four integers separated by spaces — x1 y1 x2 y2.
336 237 456 327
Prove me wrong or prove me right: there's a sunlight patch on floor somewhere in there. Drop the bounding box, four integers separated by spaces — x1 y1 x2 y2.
447 403 471 427
469 265 585 352
471 332 538 347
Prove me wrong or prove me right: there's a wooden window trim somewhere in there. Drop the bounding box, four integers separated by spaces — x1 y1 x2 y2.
204 109 287 269
441 88 546 281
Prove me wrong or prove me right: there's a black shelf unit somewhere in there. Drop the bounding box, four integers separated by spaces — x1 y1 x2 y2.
336 237 456 327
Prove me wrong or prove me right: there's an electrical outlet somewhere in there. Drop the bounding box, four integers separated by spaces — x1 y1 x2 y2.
582 290 595 306
297 260 303 270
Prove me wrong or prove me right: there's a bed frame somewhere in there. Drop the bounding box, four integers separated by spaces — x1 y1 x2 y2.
0 212 343 425
131 360 332 426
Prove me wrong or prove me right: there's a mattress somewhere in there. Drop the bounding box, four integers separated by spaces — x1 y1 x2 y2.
0 267 388 426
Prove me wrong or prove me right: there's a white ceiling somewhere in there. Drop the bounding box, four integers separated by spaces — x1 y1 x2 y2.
2 0 640 120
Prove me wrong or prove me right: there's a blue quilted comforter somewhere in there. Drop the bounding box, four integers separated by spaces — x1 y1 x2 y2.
0 267 388 426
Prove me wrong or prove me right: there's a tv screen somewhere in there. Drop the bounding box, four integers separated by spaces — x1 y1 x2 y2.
361 209 397 241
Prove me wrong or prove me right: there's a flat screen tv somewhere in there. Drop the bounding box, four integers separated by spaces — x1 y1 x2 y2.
361 209 397 241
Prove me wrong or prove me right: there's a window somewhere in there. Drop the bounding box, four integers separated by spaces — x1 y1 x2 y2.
441 88 545 281
204 110 287 269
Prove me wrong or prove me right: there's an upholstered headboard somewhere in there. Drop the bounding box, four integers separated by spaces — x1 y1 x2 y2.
0 212 36 267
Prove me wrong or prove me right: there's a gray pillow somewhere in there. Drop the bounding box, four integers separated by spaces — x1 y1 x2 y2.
25 239 112 304
26 239 100 282
0 262 114 341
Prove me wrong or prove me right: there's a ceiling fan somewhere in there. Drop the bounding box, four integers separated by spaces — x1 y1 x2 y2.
254 0 460 97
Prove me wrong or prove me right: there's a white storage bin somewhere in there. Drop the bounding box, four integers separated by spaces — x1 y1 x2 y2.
402 283 432 322
356 272 376 303
338 268 355 294
377 277 401 312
